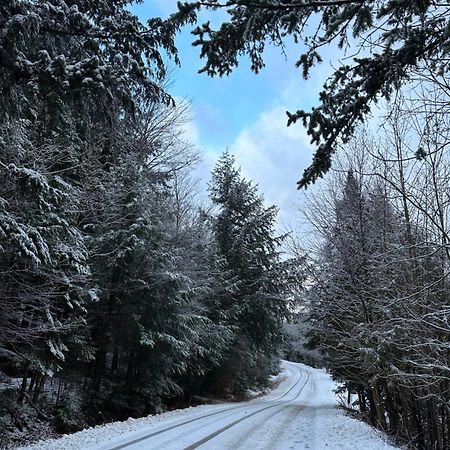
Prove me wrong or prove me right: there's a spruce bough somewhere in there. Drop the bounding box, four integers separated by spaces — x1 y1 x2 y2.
171 0 450 187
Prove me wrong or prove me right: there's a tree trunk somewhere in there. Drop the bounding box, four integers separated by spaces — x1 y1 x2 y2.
399 387 413 443
55 378 63 407
428 396 442 450
32 374 45 403
366 387 378 427
17 364 30 404
372 382 387 430
383 380 399 433
410 388 425 449
111 346 119 374
91 345 107 393
357 387 367 414
90 299 112 393
28 370 36 393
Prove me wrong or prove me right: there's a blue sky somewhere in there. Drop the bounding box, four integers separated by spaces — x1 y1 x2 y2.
132 1 337 233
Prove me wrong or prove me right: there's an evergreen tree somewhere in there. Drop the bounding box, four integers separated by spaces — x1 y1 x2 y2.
171 1 450 187
208 152 287 394
0 1 192 438
0 0 180 370
308 166 450 448
0 1 306 444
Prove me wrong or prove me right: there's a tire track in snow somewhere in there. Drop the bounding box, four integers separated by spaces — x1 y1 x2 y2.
234 370 315 450
260 370 315 450
183 369 310 450
232 404 303 449
106 365 303 450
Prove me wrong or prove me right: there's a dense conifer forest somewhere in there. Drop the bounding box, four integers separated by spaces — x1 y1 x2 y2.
0 2 303 446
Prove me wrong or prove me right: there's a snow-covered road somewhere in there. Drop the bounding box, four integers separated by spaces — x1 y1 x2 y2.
21 362 396 450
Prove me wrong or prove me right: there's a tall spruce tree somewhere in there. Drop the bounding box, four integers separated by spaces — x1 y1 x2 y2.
208 152 287 394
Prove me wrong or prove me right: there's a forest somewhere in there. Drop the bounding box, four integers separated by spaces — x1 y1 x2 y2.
0 2 303 447
1 1 450 450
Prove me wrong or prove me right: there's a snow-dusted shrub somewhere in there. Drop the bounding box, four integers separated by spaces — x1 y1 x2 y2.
54 393 86 433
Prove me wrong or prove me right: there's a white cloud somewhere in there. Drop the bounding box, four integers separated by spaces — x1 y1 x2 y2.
194 42 357 234
180 117 200 147
194 103 315 234
230 106 313 231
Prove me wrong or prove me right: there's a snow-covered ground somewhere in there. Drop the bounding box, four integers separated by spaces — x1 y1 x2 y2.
18 361 397 450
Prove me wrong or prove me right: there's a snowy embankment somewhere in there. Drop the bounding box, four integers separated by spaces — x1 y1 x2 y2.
18 362 397 450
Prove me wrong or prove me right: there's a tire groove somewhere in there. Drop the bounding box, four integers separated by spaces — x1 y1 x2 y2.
106 366 303 450
183 370 310 450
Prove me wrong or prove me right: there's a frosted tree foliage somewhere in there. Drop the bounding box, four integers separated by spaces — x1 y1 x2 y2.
307 100 450 448
0 2 298 447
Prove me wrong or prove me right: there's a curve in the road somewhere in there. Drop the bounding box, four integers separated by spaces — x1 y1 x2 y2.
183 370 310 450
107 365 305 450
